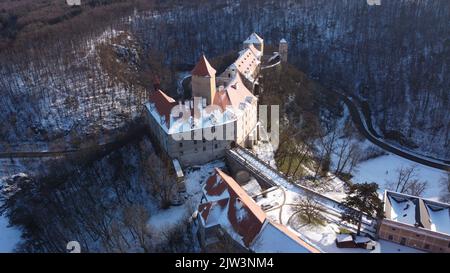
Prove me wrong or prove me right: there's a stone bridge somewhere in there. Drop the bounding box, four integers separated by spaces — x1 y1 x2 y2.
225 146 379 237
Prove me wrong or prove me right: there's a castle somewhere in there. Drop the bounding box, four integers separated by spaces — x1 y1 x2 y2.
144 33 287 167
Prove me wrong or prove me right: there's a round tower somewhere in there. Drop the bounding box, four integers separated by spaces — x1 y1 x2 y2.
279 38 288 63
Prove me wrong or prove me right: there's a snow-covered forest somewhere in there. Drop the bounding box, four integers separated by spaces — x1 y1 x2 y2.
1 0 448 157
0 0 449 253
0 136 199 252
130 0 450 158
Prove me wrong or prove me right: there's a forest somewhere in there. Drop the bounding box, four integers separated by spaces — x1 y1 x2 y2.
129 0 450 158
1 0 448 158
0 0 449 252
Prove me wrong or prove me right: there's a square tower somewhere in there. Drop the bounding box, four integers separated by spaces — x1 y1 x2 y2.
191 55 217 105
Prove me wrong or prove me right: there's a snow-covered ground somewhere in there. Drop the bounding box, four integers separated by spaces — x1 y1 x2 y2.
295 223 423 253
0 174 22 252
249 166 422 253
241 143 425 253
147 160 225 234
0 214 21 253
352 150 447 200
324 102 447 201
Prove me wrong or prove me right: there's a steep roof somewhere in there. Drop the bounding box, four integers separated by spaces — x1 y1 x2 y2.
148 89 177 128
384 190 450 236
199 168 320 252
244 32 263 44
213 87 232 111
247 44 262 58
200 169 267 246
253 221 321 253
231 47 260 83
224 74 256 109
204 169 266 224
192 55 217 77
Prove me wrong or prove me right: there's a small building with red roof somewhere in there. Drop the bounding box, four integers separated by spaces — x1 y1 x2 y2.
196 168 321 253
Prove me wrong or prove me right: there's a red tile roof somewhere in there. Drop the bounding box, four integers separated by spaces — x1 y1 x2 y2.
148 89 177 127
225 74 256 109
204 172 229 197
192 55 217 77
199 168 320 252
201 169 266 247
212 87 232 111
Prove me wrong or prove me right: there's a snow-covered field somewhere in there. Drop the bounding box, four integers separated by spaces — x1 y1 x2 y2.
325 103 448 201
352 151 447 200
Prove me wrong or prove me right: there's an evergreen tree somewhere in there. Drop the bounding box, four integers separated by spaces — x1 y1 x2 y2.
341 182 384 235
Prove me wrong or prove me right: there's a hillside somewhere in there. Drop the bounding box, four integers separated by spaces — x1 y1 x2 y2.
129 0 450 159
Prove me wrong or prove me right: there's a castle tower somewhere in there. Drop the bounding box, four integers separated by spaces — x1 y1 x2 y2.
244 32 264 54
191 55 217 105
279 38 288 63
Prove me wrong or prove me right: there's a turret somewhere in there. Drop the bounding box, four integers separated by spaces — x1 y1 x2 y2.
279 38 288 63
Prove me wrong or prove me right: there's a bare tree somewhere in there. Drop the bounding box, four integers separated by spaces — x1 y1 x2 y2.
385 165 428 197
292 194 325 225
122 204 152 252
334 140 361 177
145 153 177 209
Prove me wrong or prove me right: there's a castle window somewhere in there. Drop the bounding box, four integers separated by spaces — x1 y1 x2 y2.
400 238 406 245
211 126 215 133
203 146 206 151
228 73 231 78
179 143 183 148
195 148 198 153
215 144 218 149
424 244 430 250
194 140 197 145
202 138 206 143
448 242 450 248
388 235 393 240
180 151 184 156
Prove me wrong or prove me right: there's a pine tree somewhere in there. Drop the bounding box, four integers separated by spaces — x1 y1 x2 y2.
341 182 384 235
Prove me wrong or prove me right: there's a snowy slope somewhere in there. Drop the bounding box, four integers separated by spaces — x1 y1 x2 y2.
353 152 447 200
0 214 21 253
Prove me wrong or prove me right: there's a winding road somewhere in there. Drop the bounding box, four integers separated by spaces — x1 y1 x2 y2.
327 89 450 171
